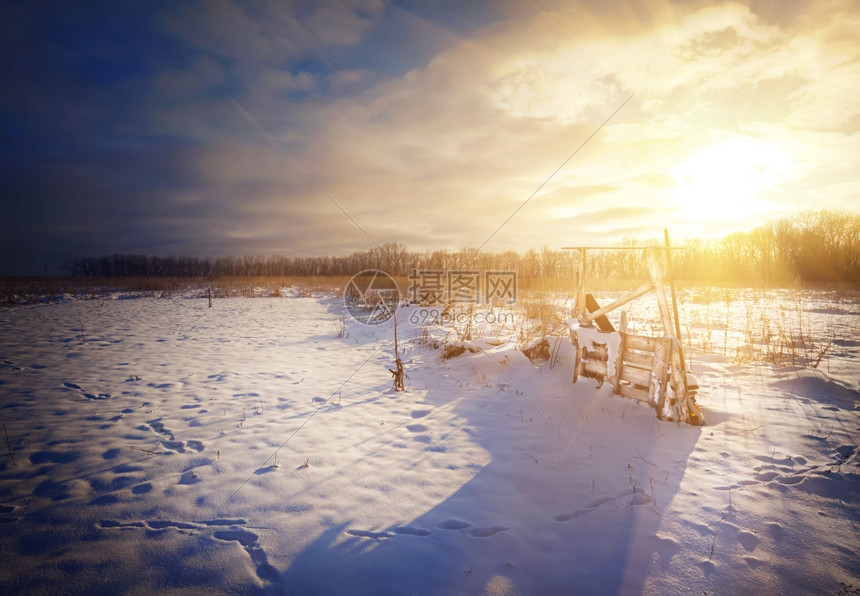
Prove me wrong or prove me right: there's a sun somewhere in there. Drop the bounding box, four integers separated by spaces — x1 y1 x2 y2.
670 137 792 223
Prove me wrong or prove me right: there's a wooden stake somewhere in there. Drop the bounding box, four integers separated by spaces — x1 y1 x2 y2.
576 248 587 319
390 311 405 391
664 229 687 386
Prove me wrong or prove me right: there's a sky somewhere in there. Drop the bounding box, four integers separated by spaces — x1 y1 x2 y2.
1 0 858 276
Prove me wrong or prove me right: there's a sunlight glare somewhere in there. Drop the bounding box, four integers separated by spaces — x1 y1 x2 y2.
670 138 792 223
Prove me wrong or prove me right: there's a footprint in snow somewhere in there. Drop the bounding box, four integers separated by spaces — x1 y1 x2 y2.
0 504 18 524
186 440 204 452
554 494 636 522
214 529 278 582
755 471 779 482
437 519 471 530
777 475 805 485
163 441 186 453
62 381 111 399
835 445 855 459
553 509 589 522
469 526 509 538
147 419 175 440
132 483 153 495
346 529 392 539
392 526 432 537
737 530 760 552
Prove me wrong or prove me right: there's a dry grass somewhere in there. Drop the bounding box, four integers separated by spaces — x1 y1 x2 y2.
679 288 848 369
0 275 350 305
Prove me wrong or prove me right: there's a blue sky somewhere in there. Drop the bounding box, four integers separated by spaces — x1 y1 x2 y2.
2 0 858 276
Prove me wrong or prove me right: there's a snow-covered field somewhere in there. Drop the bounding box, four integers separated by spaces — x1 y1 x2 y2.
1 291 858 594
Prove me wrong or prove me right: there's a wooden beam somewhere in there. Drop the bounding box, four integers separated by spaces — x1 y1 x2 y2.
575 248 587 319
561 246 682 251
653 337 672 417
585 282 655 323
612 331 626 388
664 228 689 395
649 250 675 338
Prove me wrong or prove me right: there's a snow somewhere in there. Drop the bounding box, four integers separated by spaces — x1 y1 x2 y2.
0 293 858 594
568 321 623 381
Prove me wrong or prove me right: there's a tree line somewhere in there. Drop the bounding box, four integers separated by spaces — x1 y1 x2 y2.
62 210 859 285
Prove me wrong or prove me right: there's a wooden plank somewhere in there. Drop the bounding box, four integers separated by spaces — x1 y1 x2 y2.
620 366 652 388
686 373 699 392
618 383 651 403
584 345 609 360
620 350 654 368
583 360 608 378
625 334 659 352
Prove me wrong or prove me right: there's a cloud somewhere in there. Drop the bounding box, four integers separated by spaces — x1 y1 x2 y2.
1 0 858 275
156 55 227 98
325 69 377 93
163 0 384 63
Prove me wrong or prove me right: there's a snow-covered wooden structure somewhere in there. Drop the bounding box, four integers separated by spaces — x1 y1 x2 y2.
564 231 704 426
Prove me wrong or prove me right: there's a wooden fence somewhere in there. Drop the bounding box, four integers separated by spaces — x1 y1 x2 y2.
565 230 704 425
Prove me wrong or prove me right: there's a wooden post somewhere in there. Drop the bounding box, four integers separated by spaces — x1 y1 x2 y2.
669 346 689 422
652 337 672 417
575 248 587 320
664 229 688 394
612 332 626 390
649 249 675 338
663 230 683 344
390 311 405 391
208 288 212 308
571 330 582 383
